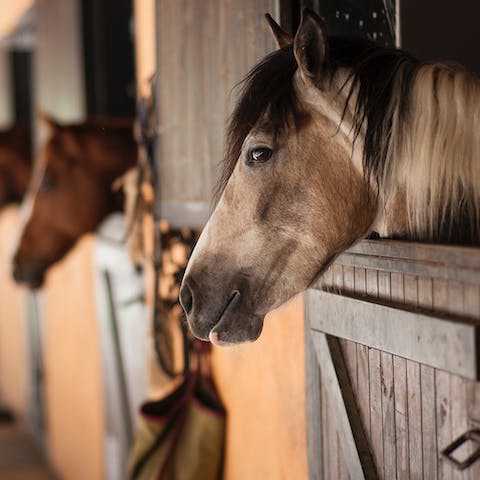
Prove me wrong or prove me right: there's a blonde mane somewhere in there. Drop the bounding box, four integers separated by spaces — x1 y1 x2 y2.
384 63 480 241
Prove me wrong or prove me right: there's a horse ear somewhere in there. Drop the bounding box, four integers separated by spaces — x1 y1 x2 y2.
293 8 329 83
37 111 60 132
264 13 292 48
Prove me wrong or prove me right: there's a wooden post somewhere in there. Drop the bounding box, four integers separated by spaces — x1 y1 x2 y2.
0 47 13 129
309 327 378 479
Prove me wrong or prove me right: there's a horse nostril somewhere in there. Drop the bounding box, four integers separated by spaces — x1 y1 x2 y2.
179 282 193 316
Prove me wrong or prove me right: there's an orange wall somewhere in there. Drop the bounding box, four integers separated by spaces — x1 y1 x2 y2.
42 235 104 480
212 295 308 480
0 207 29 420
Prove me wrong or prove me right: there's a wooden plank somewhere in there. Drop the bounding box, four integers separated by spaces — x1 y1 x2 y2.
418 276 434 311
322 265 334 291
332 264 344 293
357 344 371 442
340 339 358 396
338 429 350 480
354 264 370 452
436 371 453 480
377 269 395 479
334 252 480 285
407 360 423 478
321 379 330 479
368 349 383 475
418 275 437 479
447 282 469 480
390 272 404 303
463 284 480 480
377 270 391 304
308 291 480 379
421 365 438 480
463 284 480 321
404 274 418 306
328 402 340 480
343 265 355 296
354 267 367 296
365 269 378 298
393 356 409 480
380 352 396 479
160 201 211 229
309 329 378 480
346 239 480 271
451 375 469 480
434 277 454 479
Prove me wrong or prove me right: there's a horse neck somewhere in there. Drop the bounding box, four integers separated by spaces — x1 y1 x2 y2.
373 63 480 243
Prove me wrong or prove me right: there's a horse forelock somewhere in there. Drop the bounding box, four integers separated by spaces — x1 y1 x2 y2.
214 38 416 205
214 45 301 204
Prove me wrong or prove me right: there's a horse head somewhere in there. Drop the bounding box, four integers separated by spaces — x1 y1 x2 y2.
180 10 378 345
12 115 136 288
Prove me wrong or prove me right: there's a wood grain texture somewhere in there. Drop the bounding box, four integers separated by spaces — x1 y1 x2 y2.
369 349 383 475
308 291 479 379
311 333 377 480
155 0 278 204
421 365 438 480
407 360 423 479
314 240 480 479
393 356 409 480
380 352 396 479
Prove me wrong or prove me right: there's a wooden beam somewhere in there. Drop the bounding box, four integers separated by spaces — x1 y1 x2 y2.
160 201 211 229
334 252 480 284
0 47 13 128
307 290 480 380
309 330 378 480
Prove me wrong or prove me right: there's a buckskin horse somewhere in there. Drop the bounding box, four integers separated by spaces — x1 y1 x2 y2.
180 9 480 345
0 125 32 207
12 116 136 288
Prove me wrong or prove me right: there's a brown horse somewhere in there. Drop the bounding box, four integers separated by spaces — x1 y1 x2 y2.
180 10 480 345
12 116 136 288
0 125 32 207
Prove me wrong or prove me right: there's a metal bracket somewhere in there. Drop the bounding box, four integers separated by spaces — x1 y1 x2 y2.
442 429 480 470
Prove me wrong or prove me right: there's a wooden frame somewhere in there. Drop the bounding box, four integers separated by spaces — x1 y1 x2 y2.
306 239 480 479
307 290 480 380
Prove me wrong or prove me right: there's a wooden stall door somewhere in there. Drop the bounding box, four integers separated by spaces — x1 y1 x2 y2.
154 1 308 478
308 243 480 480
304 2 480 480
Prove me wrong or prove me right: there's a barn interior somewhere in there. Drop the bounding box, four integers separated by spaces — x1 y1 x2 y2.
0 1 480 480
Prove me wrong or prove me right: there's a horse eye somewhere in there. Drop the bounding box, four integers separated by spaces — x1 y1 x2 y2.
40 173 55 192
246 146 273 165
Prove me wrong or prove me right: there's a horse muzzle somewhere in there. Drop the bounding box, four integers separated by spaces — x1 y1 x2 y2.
179 275 264 345
12 257 46 290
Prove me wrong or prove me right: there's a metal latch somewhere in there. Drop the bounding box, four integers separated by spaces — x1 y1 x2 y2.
441 429 480 470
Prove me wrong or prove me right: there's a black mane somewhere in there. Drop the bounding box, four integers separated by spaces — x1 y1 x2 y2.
216 37 419 200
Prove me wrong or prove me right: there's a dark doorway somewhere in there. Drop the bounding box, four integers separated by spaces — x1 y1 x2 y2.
82 0 135 117
401 0 480 75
